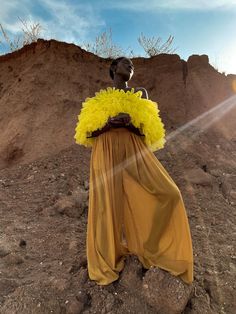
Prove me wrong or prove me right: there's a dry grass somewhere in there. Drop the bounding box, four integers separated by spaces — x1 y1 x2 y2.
82 28 176 58
137 33 177 56
82 27 128 59
0 16 44 52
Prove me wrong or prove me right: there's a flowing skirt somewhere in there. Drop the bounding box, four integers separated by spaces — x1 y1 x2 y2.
86 127 193 285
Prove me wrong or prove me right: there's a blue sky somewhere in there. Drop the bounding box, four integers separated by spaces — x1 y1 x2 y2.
0 0 236 74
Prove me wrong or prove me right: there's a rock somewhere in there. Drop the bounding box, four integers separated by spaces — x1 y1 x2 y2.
69 240 79 251
0 279 19 301
53 196 83 218
72 186 89 206
64 206 83 218
221 180 232 199
76 290 89 304
77 254 87 268
48 173 56 181
42 206 58 217
83 180 89 190
49 278 71 292
66 299 84 314
53 187 88 218
0 247 11 257
220 174 235 200
119 255 142 289
3 253 24 265
141 267 193 314
76 268 89 285
68 264 79 274
230 190 236 200
209 169 222 177
184 168 213 186
26 175 34 180
54 196 76 213
68 255 87 274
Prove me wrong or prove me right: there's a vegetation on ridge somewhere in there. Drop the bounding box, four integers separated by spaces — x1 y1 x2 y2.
0 18 176 58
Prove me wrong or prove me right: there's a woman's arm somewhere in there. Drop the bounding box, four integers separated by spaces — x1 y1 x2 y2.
136 87 148 99
109 114 144 136
86 122 111 138
86 87 149 138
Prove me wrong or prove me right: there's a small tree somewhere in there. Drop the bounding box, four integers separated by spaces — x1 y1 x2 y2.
0 16 44 52
83 28 129 59
138 33 176 57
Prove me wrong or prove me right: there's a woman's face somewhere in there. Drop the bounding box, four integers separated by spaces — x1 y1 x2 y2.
115 58 134 81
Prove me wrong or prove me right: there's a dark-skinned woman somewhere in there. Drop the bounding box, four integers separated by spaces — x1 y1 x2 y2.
74 57 194 286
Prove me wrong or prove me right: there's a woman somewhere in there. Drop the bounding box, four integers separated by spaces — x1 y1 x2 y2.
74 57 194 286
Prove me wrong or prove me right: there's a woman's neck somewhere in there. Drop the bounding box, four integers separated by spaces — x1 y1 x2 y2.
113 77 129 90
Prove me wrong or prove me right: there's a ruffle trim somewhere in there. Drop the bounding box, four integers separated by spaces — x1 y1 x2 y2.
74 87 166 152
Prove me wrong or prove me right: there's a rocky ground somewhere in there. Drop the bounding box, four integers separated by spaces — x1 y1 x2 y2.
0 123 235 314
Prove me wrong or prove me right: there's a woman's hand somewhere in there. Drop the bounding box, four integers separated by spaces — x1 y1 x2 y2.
108 113 131 126
86 121 112 138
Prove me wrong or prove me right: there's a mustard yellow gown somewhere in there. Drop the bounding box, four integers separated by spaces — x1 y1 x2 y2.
74 88 193 285
86 127 193 285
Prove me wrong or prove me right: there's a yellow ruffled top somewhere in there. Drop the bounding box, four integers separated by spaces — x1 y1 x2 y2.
74 87 166 152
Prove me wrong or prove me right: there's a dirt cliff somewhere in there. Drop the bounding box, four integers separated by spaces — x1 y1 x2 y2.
0 38 235 169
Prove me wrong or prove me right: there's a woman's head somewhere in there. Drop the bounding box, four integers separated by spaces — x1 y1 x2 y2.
109 57 134 81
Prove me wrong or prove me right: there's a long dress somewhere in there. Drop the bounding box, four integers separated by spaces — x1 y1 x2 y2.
86 126 194 285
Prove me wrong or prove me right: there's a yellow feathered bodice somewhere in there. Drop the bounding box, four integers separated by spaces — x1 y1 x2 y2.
74 87 166 152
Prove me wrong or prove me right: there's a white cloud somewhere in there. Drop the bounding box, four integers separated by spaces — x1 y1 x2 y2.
108 0 236 11
40 0 105 43
0 0 33 33
0 0 106 46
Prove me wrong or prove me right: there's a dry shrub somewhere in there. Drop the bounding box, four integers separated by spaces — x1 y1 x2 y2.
0 16 44 52
137 33 176 56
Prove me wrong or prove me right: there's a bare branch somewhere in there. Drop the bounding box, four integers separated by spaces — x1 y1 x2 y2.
0 17 44 53
137 33 176 56
83 27 131 59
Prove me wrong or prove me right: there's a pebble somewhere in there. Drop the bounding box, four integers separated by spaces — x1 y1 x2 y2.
66 299 84 314
0 247 11 257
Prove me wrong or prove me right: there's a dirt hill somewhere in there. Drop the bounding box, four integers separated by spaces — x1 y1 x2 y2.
0 39 235 313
